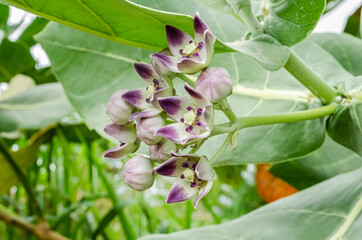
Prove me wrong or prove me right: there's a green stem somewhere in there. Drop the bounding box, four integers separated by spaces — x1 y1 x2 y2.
284 51 338 104
0 139 43 218
209 133 233 165
219 100 238 123
237 104 337 128
211 125 237 136
178 73 195 87
236 0 263 35
212 104 337 137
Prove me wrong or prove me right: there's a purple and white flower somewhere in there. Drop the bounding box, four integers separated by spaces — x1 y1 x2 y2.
122 63 173 121
106 89 134 125
149 140 178 163
151 13 216 74
102 123 140 159
154 153 215 208
155 83 214 145
124 155 154 191
136 115 165 146
194 67 233 103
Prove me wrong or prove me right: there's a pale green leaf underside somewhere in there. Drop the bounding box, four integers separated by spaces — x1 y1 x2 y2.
140 169 362 240
0 83 74 132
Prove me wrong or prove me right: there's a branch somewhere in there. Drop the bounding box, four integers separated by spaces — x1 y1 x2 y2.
0 206 69 240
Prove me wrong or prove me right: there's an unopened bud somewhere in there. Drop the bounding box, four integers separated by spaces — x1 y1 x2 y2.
136 115 164 145
149 140 177 163
195 67 232 103
124 155 154 191
106 90 134 125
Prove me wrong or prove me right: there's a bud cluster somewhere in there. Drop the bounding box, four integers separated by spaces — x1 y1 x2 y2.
103 13 232 208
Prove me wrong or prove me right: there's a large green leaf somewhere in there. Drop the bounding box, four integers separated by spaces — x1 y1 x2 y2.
225 34 290 71
0 3 9 30
263 0 325 46
269 136 362 190
310 33 362 76
0 83 74 132
327 103 362 156
0 38 35 82
0 0 195 51
0 125 55 195
140 169 362 240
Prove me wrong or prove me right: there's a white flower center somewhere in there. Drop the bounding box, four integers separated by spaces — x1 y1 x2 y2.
146 83 156 99
184 110 197 126
182 42 198 56
182 168 195 182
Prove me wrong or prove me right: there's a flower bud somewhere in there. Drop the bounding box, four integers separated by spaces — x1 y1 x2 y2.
106 89 134 125
149 140 177 163
194 67 232 103
136 115 164 145
124 155 154 191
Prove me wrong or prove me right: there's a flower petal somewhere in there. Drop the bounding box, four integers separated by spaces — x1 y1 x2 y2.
193 180 213 208
195 156 215 181
166 180 198 204
152 49 178 79
184 83 210 107
155 123 193 144
158 96 191 121
150 53 180 73
204 30 216 66
193 13 210 43
154 156 186 177
165 25 193 56
104 123 137 143
102 142 139 159
122 88 149 110
134 63 159 83
129 108 160 121
177 58 207 74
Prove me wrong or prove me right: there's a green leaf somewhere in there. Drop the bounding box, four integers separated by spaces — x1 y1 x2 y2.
263 0 325 46
0 38 35 82
343 7 361 37
140 169 362 240
0 3 9 30
225 34 290 71
310 33 362 77
269 136 362 190
17 17 49 46
0 0 194 50
0 83 74 132
327 103 362 156
0 125 55 195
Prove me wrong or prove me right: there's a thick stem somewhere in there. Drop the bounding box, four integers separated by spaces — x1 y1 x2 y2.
0 205 68 240
237 104 337 128
0 138 43 218
236 0 263 35
212 104 337 137
284 51 339 104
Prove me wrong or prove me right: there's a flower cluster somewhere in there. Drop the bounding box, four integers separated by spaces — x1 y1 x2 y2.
103 13 232 208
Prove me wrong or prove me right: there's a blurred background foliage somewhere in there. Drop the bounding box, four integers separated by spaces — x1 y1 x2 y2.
0 0 360 239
